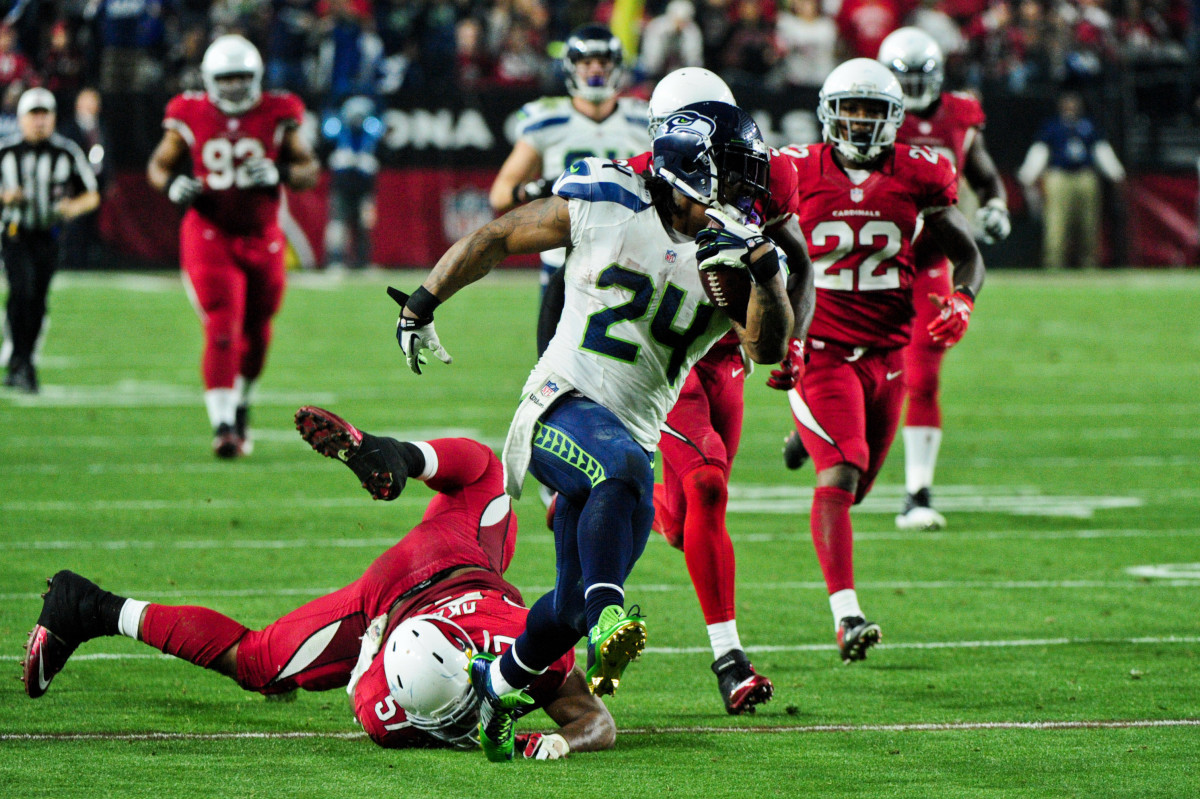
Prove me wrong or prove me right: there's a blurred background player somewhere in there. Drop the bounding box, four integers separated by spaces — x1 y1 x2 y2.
488 23 649 352
322 95 383 271
147 34 319 458
0 87 100 394
781 59 985 662
881 27 1009 530
391 102 791 760
603 70 815 714
23 407 614 760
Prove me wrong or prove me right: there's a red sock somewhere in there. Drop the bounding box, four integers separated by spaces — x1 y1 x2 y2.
682 465 736 625
140 604 248 669
651 482 683 550
811 486 856 594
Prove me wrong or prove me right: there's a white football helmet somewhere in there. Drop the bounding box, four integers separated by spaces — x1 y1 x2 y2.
383 615 480 750
878 27 944 113
818 58 905 165
201 34 264 115
648 67 736 138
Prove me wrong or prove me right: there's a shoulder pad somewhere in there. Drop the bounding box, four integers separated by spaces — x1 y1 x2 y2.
552 157 652 213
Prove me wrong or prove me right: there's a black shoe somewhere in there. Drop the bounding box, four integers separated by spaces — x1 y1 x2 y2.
212 422 243 459
895 487 946 531
5 360 38 393
712 649 773 715
837 616 882 663
22 571 108 698
783 431 808 470
294 406 412 500
234 404 254 455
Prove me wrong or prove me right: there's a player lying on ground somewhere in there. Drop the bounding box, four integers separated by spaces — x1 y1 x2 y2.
21 407 614 759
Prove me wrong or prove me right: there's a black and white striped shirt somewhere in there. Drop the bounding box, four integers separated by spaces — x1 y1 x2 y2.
0 133 99 233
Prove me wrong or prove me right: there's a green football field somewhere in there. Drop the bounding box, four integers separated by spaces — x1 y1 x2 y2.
2 269 1198 798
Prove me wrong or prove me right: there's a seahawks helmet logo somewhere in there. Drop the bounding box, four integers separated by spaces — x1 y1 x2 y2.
660 111 717 140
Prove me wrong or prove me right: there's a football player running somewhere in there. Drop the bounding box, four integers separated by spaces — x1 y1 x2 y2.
779 59 985 662
882 27 1008 530
578 68 814 715
488 24 650 355
392 102 792 759
147 35 319 459
22 407 614 759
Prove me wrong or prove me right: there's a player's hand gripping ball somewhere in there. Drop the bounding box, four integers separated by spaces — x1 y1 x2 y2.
695 210 763 325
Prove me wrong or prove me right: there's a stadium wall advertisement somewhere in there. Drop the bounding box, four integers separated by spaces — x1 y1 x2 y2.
98 89 1199 269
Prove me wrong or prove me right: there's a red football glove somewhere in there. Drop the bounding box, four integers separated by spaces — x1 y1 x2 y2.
767 337 806 390
514 732 570 760
927 291 974 348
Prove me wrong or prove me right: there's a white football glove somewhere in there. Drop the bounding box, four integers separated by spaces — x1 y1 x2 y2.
397 317 453 375
516 732 570 760
975 199 1011 244
243 157 281 188
345 613 389 698
167 175 203 206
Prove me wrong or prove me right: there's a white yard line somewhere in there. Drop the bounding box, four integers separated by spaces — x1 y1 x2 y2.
3 718 1197 743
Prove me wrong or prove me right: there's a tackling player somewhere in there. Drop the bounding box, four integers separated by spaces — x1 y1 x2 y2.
22 407 614 760
488 23 649 355
392 102 792 759
589 68 814 715
779 59 985 662
147 35 319 458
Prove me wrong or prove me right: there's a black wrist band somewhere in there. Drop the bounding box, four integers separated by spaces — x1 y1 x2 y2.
277 160 291 186
747 247 780 285
954 285 976 302
405 286 442 320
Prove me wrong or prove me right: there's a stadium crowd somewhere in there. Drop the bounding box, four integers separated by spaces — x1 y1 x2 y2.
0 0 1193 116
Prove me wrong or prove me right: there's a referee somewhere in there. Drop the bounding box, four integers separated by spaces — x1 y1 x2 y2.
1 88 99 393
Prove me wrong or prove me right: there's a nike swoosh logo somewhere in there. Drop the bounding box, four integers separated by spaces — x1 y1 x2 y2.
36 629 50 691
886 370 903 381
732 367 744 378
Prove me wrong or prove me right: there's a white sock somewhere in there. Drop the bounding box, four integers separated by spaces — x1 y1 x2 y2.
829 589 863 631
117 599 150 640
707 620 742 660
234 375 254 409
903 426 943 494
488 659 517 696
204 388 239 429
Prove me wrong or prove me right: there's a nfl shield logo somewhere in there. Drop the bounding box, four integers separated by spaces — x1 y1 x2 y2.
540 381 559 398
850 188 864 203
665 250 677 263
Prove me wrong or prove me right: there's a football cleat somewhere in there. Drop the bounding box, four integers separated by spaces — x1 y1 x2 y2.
895 487 946 531
782 430 809 470
837 616 882 663
466 652 534 762
4 359 38 393
21 571 106 698
585 604 646 696
712 649 773 715
294 406 410 500
213 422 244 459
234 403 254 455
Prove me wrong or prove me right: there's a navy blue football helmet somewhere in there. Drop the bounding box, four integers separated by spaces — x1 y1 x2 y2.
652 101 770 216
563 25 624 103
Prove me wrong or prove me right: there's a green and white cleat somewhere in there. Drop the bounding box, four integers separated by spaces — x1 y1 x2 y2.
585 604 646 697
467 652 534 762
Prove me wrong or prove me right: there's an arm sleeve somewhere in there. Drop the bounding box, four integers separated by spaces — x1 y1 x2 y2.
1092 141 1126 182
65 140 99 194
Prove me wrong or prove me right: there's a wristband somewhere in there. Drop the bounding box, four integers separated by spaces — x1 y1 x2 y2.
952 285 976 303
746 242 780 284
405 286 442 322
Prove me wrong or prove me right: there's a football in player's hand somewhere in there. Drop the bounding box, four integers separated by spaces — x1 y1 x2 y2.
700 262 752 326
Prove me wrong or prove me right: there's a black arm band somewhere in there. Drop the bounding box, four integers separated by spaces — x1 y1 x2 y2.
405 286 442 320
746 245 780 285
277 160 292 187
953 285 976 302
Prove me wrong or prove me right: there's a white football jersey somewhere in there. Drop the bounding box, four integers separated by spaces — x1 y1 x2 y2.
516 96 650 267
536 157 730 451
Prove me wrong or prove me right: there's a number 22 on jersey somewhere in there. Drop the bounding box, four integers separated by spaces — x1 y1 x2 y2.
811 219 903 291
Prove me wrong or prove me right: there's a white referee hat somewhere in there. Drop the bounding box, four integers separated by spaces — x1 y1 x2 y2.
17 87 56 116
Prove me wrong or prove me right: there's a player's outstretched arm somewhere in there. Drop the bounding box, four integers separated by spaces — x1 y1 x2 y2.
530 665 616 757
278 127 320 191
963 132 1011 244
925 206 986 347
765 216 814 390
737 253 793 365
489 139 545 213
147 128 190 194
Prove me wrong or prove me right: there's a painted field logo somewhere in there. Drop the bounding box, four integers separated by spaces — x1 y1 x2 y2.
541 381 559 398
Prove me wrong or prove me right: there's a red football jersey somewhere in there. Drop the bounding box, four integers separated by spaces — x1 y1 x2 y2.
783 142 958 348
353 572 574 749
164 90 305 235
896 91 986 169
